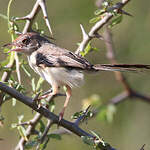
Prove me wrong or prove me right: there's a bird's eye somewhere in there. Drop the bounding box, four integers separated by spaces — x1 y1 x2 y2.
22 38 30 45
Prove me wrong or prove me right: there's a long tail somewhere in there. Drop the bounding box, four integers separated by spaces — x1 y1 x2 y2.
92 64 150 72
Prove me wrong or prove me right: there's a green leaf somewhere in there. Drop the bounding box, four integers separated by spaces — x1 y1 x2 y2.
11 123 17 128
94 9 106 15
3 48 10 53
81 136 94 146
39 120 45 133
109 15 123 28
21 65 31 77
80 42 91 57
97 106 107 121
71 111 83 119
49 100 55 112
31 78 36 92
1 55 11 67
39 140 49 150
25 140 38 149
18 115 24 123
89 16 101 24
12 98 16 106
82 94 101 110
17 126 28 141
106 104 116 123
36 77 44 91
47 134 61 140
80 42 99 57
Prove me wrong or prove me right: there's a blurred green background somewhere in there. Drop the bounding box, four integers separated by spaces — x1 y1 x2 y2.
0 0 150 150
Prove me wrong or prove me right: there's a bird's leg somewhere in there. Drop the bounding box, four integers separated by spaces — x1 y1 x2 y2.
59 85 72 121
39 85 59 100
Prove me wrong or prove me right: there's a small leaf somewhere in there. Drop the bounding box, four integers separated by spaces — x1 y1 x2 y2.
49 100 55 112
47 134 61 140
97 106 107 121
39 120 45 133
21 65 31 77
71 111 83 119
39 139 49 150
36 77 44 91
11 123 17 128
80 41 91 57
94 9 106 15
82 94 101 110
109 15 123 28
31 78 36 92
1 55 11 67
81 136 94 146
89 16 101 24
12 98 16 106
80 42 99 57
18 115 24 123
25 140 38 149
17 126 28 141
63 86 67 92
106 104 116 123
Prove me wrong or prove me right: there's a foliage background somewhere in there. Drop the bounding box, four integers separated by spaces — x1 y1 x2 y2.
0 0 150 150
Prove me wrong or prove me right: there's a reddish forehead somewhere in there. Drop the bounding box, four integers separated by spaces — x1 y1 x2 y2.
13 32 37 43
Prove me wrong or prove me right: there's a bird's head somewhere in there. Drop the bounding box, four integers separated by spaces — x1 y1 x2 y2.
4 32 50 55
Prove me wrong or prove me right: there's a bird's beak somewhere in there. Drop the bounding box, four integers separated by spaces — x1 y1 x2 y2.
9 48 25 52
3 42 25 53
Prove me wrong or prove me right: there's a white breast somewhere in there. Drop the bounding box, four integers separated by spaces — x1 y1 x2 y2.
27 54 84 88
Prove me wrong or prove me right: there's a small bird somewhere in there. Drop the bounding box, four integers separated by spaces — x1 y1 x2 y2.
4 32 150 120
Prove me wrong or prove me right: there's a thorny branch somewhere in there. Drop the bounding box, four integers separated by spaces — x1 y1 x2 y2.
75 0 131 55
0 0 53 149
15 0 52 35
0 0 150 149
0 82 116 150
50 0 150 139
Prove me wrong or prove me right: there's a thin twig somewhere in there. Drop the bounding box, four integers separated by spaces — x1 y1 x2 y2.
75 0 131 55
15 113 42 150
15 0 52 35
74 105 91 126
40 120 54 143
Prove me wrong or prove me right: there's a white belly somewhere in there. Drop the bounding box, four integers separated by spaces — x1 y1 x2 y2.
27 56 84 88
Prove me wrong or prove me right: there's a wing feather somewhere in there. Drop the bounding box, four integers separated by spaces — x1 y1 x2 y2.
36 43 92 70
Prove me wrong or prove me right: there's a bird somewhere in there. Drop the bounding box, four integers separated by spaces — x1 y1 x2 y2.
4 32 150 121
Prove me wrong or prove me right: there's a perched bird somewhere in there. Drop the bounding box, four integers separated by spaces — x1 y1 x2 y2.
4 32 150 120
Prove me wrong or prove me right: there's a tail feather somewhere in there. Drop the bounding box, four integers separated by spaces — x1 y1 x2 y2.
92 64 150 72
